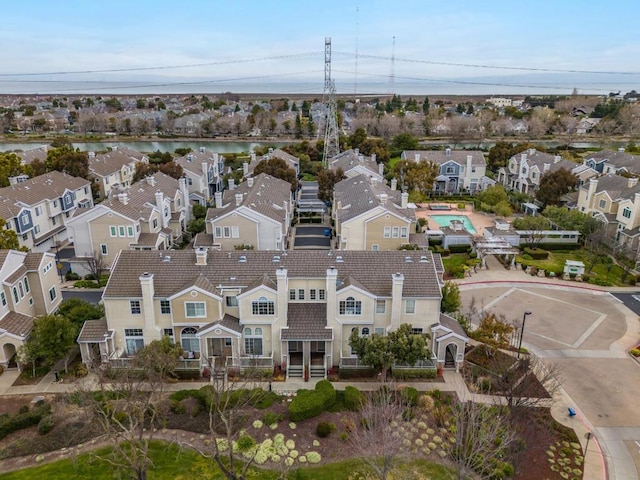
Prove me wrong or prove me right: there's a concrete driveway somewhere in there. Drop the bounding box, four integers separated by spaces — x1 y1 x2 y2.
459 278 640 479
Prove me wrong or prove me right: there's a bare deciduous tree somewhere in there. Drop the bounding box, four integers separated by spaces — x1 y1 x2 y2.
84 250 107 281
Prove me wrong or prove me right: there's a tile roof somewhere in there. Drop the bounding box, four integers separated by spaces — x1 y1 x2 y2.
585 150 640 172
0 311 34 337
193 233 214 248
198 314 242 334
510 148 575 173
282 303 332 340
584 174 640 201
88 147 146 177
5 265 27 285
174 148 219 175
77 318 110 342
403 150 486 166
105 249 442 300
23 252 44 270
206 173 291 224
334 174 415 222
437 313 468 339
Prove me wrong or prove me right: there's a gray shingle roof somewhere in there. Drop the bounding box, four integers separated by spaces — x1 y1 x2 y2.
334 174 415 222
105 250 442 299
585 150 640 173
88 147 145 177
282 303 331 340
330 149 379 177
403 150 485 166
583 174 640 201
437 313 468 339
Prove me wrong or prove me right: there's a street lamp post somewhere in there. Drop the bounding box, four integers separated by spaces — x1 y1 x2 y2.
517 311 532 359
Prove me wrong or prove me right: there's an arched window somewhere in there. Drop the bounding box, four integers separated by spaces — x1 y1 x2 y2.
244 327 263 355
181 327 200 353
23 277 29 293
361 327 370 337
18 283 24 298
252 296 274 315
12 287 19 304
339 296 361 315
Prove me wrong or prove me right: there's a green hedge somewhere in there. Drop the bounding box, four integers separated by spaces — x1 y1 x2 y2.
521 247 549 260
448 244 472 254
344 386 365 411
338 367 376 379
289 380 336 422
0 403 51 440
536 243 580 251
392 368 437 380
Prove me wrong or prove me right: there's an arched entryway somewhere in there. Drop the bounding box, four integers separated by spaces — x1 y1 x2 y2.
445 343 457 369
2 343 17 368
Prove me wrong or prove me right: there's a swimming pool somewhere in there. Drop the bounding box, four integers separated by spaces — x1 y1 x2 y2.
428 215 477 234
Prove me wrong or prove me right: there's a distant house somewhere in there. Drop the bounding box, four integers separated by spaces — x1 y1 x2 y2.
88 145 148 199
174 147 225 205
0 249 62 368
583 149 640 176
329 149 384 183
0 171 93 252
401 149 488 193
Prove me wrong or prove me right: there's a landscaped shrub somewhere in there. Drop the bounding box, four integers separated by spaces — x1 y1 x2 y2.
400 386 420 407
344 386 365 411
37 415 55 435
448 244 472 254
288 380 336 422
629 349 640 357
522 247 549 260
338 367 376 379
65 271 80 281
316 421 336 438
0 403 51 440
392 368 437 380
263 411 280 426
73 280 101 288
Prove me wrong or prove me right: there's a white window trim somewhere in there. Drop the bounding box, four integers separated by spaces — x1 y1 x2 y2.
185 301 206 318
405 298 416 314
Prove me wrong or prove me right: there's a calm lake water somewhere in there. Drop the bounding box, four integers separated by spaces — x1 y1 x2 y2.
0 140 289 154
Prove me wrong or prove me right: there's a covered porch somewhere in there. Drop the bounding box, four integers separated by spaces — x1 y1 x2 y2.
431 314 469 372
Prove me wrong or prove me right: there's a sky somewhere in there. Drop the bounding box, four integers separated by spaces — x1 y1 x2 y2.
1 0 639 95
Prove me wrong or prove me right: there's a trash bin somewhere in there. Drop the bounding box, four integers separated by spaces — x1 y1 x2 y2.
324 228 331 237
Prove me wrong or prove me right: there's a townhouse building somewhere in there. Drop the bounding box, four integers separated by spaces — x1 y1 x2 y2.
583 148 640 176
77 249 467 376
66 172 189 274
0 171 93 252
575 175 640 251
333 174 416 251
88 145 148 198
174 147 225 205
195 173 293 251
497 148 579 194
329 149 384 183
401 148 488 193
0 249 62 367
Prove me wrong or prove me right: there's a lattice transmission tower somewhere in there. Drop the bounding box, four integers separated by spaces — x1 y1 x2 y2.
322 37 340 168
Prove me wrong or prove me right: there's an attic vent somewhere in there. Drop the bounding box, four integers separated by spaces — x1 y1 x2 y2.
162 256 171 263
239 255 247 263
405 256 413 263
420 256 429 263
272 255 280 263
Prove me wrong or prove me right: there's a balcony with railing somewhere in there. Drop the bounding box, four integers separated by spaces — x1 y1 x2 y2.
225 351 274 371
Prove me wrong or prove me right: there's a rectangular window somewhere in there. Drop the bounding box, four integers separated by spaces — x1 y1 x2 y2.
53 200 58 208
231 226 239 238
124 328 144 354
244 338 263 356
599 199 606 209
400 227 408 238
118 226 126 237
48 286 57 302
130 300 141 314
252 298 275 315
372 244 379 251
100 244 108 255
405 299 416 314
185 301 206 317
127 226 134 237
33 225 40 235
289 289 296 300
35 206 42 216
383 227 391 238
24 278 29 293
0 292 6 306
310 289 316 300
298 289 305 300
43 262 52 274
225 296 239 307
376 299 386 314
623 208 631 219
412 327 423 334
214 226 222 238
153 218 158 229
223 226 231 238
374 327 386 336
392 226 399 238
319 289 326 300
110 226 117 237
160 300 171 314
51 217 56 226
163 328 174 340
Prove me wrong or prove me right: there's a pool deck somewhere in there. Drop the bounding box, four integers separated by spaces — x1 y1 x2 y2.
415 204 496 235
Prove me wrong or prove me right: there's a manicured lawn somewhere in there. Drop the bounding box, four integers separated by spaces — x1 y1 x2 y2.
0 442 456 480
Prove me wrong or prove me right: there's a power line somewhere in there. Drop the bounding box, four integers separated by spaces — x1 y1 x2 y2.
0 52 323 77
334 51 640 76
